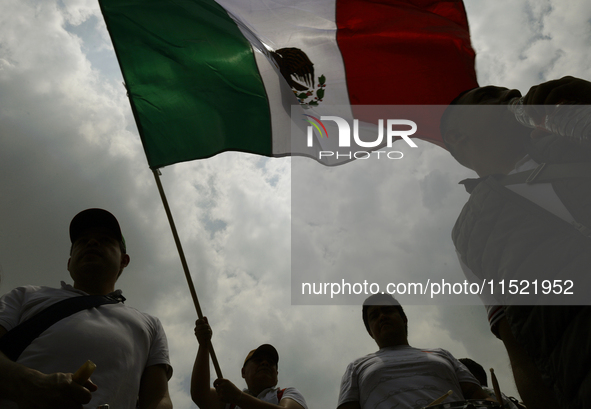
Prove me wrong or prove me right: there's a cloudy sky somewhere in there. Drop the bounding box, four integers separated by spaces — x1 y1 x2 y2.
1 0 591 407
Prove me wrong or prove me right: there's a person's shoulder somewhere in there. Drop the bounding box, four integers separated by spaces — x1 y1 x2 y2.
377 345 422 356
1 284 55 299
281 386 303 395
418 347 458 360
119 303 165 328
346 351 382 367
278 387 308 409
420 346 451 354
10 284 48 292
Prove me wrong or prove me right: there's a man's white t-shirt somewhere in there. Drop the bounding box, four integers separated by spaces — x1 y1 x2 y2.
338 346 479 409
0 282 171 408
227 386 308 409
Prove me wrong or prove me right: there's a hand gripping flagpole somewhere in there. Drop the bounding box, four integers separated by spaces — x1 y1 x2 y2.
152 169 224 379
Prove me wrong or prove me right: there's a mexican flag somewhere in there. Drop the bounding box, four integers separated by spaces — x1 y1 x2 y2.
99 0 477 169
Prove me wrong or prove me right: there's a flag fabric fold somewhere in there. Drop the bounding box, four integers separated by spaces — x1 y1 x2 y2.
99 0 478 169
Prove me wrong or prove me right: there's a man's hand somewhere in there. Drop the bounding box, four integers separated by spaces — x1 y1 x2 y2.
0 327 97 409
213 378 243 404
523 76 591 106
460 381 490 401
14 370 97 409
521 76 591 137
194 317 213 346
191 317 222 409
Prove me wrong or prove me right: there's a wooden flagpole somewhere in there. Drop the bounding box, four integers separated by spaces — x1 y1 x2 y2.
152 169 224 379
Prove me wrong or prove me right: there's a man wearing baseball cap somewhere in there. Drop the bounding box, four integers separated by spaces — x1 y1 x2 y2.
0 208 173 408
191 317 308 409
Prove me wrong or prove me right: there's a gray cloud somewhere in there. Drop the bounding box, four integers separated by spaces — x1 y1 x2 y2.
2 0 590 406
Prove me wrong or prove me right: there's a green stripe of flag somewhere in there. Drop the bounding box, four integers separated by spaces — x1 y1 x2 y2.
99 0 273 169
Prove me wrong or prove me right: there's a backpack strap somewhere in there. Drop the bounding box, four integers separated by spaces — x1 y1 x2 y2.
0 294 122 361
459 162 591 193
499 162 591 238
499 162 591 186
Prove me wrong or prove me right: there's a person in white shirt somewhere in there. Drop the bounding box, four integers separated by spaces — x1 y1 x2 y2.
191 317 308 409
337 294 489 409
442 76 591 409
0 208 173 409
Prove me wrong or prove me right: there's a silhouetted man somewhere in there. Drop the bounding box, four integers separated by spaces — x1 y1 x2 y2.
337 294 488 409
0 208 172 408
192 317 308 409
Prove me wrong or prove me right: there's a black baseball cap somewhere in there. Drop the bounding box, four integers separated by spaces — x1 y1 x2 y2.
69 208 126 253
243 344 279 368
